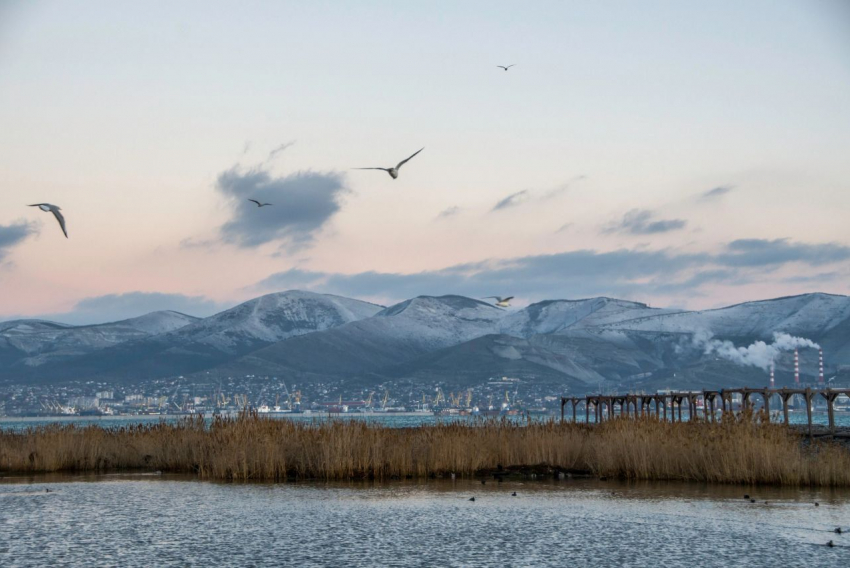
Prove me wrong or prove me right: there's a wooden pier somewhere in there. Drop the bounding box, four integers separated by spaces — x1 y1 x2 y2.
560 387 850 437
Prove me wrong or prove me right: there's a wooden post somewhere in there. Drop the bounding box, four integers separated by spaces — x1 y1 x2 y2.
586 399 591 424
663 396 668 422
762 389 770 417
561 398 565 422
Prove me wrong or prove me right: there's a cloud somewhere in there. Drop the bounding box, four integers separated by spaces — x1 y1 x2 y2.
782 271 842 284
491 190 530 211
700 185 734 200
215 165 348 250
541 175 587 200
0 220 39 261
603 209 687 235
491 176 587 212
555 222 574 234
256 248 711 303
32 292 231 325
435 206 462 220
255 238 850 305
266 141 295 162
717 239 850 267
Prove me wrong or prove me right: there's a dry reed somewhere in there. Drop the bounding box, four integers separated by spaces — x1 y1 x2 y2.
2 413 849 486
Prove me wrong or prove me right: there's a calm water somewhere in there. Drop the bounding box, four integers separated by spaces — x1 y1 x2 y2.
1 476 848 567
2 409 849 432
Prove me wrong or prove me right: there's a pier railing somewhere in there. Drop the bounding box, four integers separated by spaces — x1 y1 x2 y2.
560 387 850 436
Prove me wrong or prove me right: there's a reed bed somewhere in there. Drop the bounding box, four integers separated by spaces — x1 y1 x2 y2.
2 413 849 486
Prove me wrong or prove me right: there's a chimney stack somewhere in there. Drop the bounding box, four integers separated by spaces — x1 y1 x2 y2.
794 349 800 384
770 364 775 388
819 348 824 384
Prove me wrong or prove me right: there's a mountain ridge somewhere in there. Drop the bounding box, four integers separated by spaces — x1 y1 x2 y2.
1 291 847 389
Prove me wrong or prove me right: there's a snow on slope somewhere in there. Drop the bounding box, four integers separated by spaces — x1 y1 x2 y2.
598 293 850 338
230 295 505 377
162 290 384 351
500 297 682 338
0 311 199 368
117 311 199 335
1 312 197 357
373 295 503 347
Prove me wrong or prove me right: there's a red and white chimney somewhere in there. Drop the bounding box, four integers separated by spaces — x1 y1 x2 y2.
819 348 824 384
769 364 775 388
794 349 800 384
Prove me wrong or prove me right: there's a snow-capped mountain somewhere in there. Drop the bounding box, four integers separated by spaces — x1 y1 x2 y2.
499 297 682 337
230 295 503 379
0 311 198 368
2 291 848 390
0 291 382 382
596 293 850 339
161 290 383 353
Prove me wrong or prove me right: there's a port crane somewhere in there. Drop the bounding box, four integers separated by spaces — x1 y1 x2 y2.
435 388 445 406
281 379 293 410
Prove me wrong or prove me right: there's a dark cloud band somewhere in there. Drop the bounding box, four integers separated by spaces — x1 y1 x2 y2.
216 166 348 249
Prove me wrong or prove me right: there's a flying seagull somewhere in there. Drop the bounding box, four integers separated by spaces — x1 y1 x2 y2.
482 296 514 308
28 203 67 238
497 64 516 71
248 199 272 207
354 147 424 179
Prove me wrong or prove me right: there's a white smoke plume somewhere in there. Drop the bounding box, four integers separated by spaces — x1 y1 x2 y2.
690 330 820 371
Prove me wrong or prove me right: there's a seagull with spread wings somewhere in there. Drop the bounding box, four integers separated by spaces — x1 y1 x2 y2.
28 203 67 238
482 296 514 308
354 147 424 179
497 64 516 71
248 199 272 207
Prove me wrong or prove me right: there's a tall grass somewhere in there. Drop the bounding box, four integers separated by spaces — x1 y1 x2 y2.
2 413 849 485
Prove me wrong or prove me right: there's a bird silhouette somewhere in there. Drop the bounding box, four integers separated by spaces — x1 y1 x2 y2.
354 148 424 179
28 204 67 238
482 296 514 308
248 199 272 207
497 64 516 71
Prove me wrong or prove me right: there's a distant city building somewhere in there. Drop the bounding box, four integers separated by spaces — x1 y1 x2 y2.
69 396 99 410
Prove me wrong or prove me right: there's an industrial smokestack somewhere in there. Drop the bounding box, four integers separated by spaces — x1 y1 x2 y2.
770 364 775 388
794 348 800 384
819 348 824 384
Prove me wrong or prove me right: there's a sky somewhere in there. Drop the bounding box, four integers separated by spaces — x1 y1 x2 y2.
1 0 849 324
